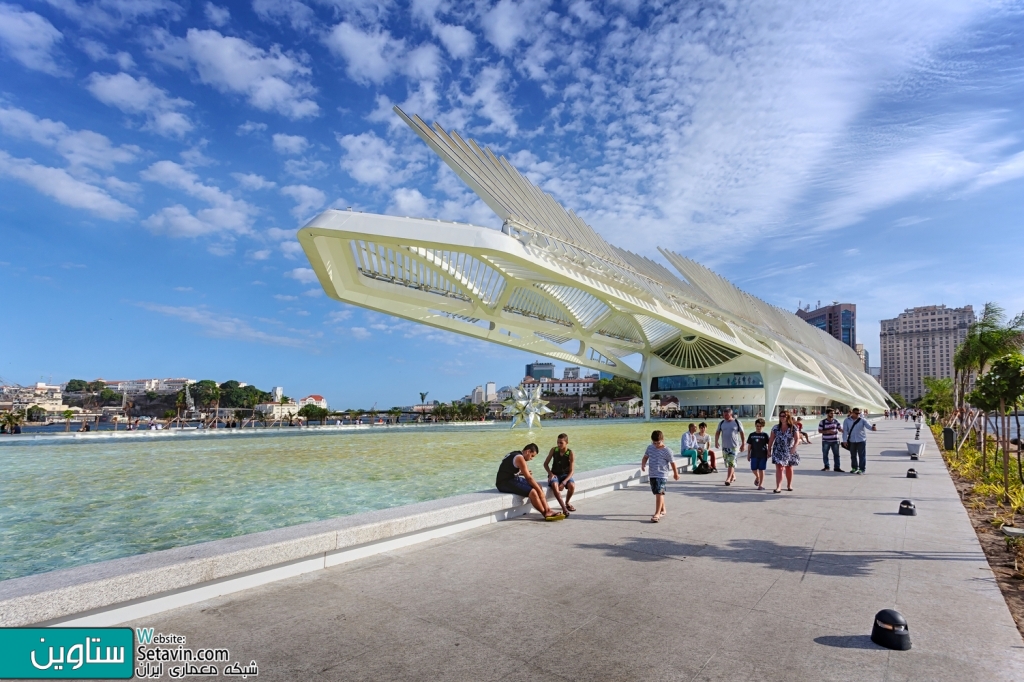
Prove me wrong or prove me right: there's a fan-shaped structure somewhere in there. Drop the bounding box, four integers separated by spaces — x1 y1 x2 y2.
299 107 891 418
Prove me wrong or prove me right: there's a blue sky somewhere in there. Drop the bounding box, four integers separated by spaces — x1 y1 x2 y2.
1 0 1023 409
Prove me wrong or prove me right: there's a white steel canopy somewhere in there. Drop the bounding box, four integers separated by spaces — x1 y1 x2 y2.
299 107 891 417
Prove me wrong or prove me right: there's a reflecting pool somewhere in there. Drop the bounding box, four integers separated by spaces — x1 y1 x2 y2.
0 420 726 581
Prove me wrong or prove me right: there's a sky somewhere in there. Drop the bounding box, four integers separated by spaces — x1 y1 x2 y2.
1 0 1023 409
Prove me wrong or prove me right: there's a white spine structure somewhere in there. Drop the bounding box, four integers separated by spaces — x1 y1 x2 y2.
299 107 891 418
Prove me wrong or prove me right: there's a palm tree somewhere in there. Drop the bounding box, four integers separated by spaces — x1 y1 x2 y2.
2 410 25 433
62 409 74 432
419 392 429 406
955 303 1024 410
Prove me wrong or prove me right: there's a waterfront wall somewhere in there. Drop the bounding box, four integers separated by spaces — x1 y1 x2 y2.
0 465 645 627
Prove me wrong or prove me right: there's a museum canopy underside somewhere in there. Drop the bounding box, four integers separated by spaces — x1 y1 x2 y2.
299 107 891 417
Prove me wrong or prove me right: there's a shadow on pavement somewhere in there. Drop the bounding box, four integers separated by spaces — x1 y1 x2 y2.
574 537 983 576
813 634 882 650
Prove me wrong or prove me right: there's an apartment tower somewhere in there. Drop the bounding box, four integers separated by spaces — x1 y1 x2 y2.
879 305 974 402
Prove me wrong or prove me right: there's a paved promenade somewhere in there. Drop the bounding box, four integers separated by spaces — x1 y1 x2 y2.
133 420 1024 681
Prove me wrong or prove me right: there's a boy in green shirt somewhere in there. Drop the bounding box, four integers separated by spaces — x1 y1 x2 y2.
544 433 576 515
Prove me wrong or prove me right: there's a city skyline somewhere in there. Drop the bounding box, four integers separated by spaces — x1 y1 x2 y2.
2 3 1023 408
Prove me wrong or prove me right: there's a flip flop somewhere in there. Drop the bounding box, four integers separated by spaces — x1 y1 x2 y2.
773 489 782 494
566 504 576 512
544 513 566 522
650 516 660 523
787 487 793 491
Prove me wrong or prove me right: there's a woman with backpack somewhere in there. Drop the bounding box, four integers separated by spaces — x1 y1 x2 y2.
768 410 800 493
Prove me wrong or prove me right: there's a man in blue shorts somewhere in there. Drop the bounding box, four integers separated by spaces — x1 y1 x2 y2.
496 444 563 519
544 433 576 516
746 418 770 490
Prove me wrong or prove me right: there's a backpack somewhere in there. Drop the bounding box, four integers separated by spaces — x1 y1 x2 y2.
693 460 712 475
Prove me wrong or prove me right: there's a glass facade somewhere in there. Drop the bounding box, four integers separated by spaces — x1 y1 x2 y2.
805 314 827 331
841 310 854 346
654 372 764 391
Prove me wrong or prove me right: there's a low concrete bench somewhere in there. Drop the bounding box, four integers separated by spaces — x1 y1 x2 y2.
0 464 645 628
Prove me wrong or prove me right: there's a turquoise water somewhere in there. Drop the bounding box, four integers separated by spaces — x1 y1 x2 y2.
0 420 724 581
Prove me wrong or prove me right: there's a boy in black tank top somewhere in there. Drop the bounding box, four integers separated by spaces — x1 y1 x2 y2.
543 433 576 515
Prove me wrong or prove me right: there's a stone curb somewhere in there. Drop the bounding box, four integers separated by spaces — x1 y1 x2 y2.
0 464 644 627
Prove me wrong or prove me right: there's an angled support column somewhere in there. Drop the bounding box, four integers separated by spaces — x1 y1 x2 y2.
642 354 652 422
763 363 785 420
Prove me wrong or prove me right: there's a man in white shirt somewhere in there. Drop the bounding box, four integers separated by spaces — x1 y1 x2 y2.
842 407 876 474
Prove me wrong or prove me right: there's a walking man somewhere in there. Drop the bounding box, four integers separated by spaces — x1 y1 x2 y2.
842 407 876 475
818 408 844 472
714 408 745 486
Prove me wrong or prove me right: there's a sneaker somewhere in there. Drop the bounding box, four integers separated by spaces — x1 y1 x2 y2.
821 467 830 471
849 468 858 474
834 468 845 473
855 469 863 475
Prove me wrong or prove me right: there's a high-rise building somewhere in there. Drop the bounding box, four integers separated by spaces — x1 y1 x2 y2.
796 301 857 349
525 362 555 379
485 381 496 401
880 304 974 401
563 366 581 379
471 385 485 404
855 344 868 372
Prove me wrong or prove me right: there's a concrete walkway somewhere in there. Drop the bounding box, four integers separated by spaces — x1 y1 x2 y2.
133 420 1024 681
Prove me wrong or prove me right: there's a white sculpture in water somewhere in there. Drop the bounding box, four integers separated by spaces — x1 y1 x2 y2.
502 385 554 429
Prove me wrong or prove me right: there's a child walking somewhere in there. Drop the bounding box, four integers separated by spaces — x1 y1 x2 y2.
746 418 770 490
641 430 679 523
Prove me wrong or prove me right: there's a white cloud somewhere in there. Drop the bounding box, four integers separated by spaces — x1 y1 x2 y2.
274 294 297 301
141 160 255 238
0 3 64 75
405 43 442 81
0 150 135 219
283 157 327 178
272 133 308 155
281 184 325 220
43 0 182 30
237 121 267 135
410 0 475 58
78 38 134 70
432 23 475 59
232 172 276 190
349 326 371 340
280 240 303 258
250 249 271 260
326 309 352 323
150 28 319 119
338 130 402 186
204 3 229 26
265 227 294 240
481 0 548 55
323 22 444 85
324 22 404 85
387 187 433 217
286 266 317 284
253 0 314 30
0 104 139 170
461 65 518 135
86 72 194 137
137 302 305 347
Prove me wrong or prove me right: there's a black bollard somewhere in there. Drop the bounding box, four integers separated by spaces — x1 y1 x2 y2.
898 500 917 516
871 609 911 650
906 469 917 478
